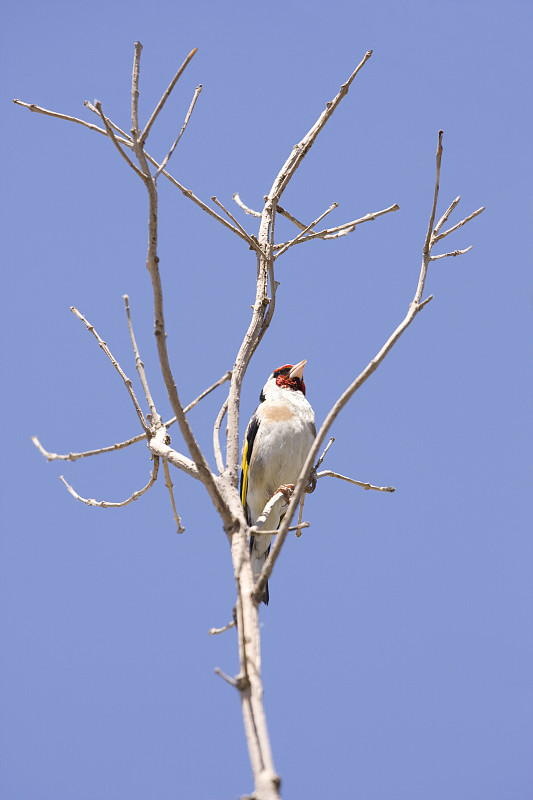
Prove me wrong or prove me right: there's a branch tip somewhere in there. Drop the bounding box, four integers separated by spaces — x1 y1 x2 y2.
214 667 238 688
209 620 236 636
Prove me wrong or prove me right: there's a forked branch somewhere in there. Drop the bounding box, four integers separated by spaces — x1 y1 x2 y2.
31 371 231 464
254 130 485 604
18 45 483 800
224 50 376 483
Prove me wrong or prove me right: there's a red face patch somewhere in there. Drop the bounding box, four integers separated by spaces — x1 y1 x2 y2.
273 365 306 395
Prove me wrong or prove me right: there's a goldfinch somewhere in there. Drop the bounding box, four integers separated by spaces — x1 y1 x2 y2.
240 360 316 604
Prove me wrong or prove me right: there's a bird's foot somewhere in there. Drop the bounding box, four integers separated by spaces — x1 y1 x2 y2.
276 484 294 502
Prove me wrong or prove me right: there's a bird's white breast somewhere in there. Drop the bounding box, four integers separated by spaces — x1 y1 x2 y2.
246 390 315 523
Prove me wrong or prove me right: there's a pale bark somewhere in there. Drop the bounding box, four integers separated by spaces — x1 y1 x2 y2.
17 45 484 800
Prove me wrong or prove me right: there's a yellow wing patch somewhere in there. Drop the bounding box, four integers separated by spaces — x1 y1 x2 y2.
240 412 260 511
240 438 249 507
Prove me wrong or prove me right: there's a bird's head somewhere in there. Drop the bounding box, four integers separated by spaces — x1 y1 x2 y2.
260 359 307 401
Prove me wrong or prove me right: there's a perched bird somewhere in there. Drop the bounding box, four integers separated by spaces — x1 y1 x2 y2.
240 360 316 604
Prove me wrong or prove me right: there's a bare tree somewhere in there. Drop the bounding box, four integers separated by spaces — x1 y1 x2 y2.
15 44 483 800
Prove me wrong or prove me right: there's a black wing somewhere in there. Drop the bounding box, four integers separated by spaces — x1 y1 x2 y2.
240 412 260 522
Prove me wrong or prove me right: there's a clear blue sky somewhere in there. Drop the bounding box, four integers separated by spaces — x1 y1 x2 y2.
2 1 532 798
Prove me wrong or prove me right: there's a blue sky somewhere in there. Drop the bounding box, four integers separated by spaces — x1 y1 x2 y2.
2 1 532 798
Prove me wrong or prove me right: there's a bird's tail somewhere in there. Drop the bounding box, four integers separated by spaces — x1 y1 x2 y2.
250 539 270 605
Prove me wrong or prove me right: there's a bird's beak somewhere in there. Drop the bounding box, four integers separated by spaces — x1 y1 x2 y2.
289 359 306 380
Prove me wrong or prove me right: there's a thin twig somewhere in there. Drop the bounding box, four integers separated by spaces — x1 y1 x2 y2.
234 194 323 237
275 203 400 247
140 47 198 144
277 204 316 232
433 196 461 236
14 98 252 246
315 437 335 470
155 84 202 179
182 371 232 414
274 203 338 258
209 620 236 635
71 306 148 433
93 100 144 178
154 171 249 241
31 435 144 462
85 100 133 141
232 193 261 217
13 99 125 140
123 294 158 419
211 196 262 253
131 41 142 139
434 207 485 242
417 130 444 303
163 459 185 532
214 667 238 688
213 397 228 474
295 492 306 538
31 372 231 463
273 49 373 199
316 470 395 492
303 203 400 242
71 100 243 247
60 457 159 508
252 522 310 536
430 247 472 260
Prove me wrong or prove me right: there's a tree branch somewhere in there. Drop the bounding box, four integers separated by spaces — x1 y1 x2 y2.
213 397 228 474
434 206 485 242
131 41 142 140
31 371 231 464
316 470 395 492
70 306 149 433
209 620 236 635
254 130 485 605
31 434 143 462
430 246 472 260
274 202 338 258
147 427 203 482
225 52 374 487
60 458 159 508
140 47 198 144
270 49 373 202
155 84 202 179
123 294 158 420
14 97 259 246
273 203 400 248
19 46 484 800
233 193 261 217
211 196 263 253
13 98 123 140
93 100 144 178
163 458 185 532
126 44 231 526
433 195 461 236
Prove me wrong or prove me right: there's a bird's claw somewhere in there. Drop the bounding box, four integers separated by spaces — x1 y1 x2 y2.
277 484 294 502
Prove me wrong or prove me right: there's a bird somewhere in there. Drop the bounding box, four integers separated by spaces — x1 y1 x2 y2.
240 360 316 604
